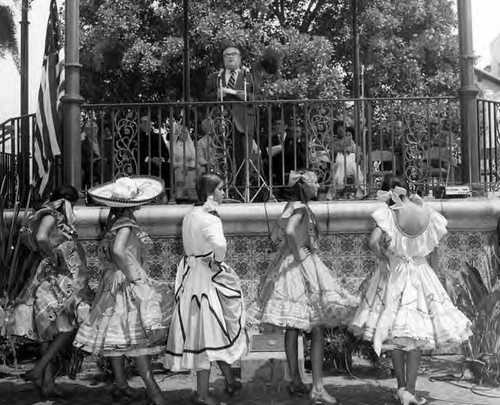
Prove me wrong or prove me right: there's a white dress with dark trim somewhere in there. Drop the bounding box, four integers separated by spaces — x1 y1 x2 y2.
350 202 472 355
164 206 248 371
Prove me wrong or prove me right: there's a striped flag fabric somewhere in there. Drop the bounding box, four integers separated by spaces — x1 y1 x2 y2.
33 0 65 197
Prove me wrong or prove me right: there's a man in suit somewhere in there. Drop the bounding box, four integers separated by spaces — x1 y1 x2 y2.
137 115 170 191
205 46 260 198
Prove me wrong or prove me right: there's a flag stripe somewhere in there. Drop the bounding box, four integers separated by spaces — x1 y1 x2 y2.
33 0 64 197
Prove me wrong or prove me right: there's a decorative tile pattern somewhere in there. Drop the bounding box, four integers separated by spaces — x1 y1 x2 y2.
81 230 498 312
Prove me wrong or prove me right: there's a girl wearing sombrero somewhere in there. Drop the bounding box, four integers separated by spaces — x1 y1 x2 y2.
164 172 247 405
74 176 172 405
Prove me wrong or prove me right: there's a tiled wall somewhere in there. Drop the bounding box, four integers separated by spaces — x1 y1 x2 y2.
82 230 498 307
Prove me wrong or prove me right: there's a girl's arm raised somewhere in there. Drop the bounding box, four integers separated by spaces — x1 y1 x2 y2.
285 210 307 262
369 227 389 261
36 214 58 263
112 226 140 282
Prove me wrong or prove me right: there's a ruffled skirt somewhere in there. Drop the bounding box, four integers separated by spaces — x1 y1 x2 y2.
255 249 358 332
164 256 248 371
74 268 172 357
7 240 92 342
350 260 472 355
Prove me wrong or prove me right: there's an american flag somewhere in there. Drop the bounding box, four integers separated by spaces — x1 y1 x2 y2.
33 0 64 197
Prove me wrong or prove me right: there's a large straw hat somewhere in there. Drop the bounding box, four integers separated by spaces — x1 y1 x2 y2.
88 176 164 208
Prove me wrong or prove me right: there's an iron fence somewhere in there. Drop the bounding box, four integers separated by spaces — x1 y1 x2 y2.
81 97 464 203
477 99 500 190
3 97 500 206
0 114 36 207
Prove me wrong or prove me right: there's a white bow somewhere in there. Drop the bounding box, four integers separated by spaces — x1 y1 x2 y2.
376 186 407 210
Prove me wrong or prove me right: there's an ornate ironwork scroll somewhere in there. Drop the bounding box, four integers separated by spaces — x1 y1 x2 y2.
306 102 336 187
113 109 139 178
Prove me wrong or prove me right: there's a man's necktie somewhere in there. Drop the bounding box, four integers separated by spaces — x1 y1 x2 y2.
227 70 236 89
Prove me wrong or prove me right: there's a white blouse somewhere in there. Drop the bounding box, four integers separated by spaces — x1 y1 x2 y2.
182 206 227 262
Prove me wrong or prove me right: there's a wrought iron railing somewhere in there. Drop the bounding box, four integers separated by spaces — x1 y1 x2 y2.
0 114 36 208
477 99 500 190
81 97 465 202
4 98 499 206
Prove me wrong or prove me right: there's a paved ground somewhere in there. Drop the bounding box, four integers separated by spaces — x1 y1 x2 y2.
1 355 500 405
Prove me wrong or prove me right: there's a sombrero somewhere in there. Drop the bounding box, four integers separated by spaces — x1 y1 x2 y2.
88 176 164 208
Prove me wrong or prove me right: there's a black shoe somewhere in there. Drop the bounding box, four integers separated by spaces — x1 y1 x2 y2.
225 380 242 395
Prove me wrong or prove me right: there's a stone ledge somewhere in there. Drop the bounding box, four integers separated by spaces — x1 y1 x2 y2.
70 198 500 239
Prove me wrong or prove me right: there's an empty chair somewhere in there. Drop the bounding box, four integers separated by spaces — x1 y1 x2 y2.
370 150 395 176
425 146 450 182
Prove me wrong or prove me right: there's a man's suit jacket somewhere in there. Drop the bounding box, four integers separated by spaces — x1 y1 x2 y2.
138 130 170 181
81 137 111 187
205 69 260 136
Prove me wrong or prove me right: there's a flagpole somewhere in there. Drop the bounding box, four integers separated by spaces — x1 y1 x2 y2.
63 0 83 191
20 0 29 200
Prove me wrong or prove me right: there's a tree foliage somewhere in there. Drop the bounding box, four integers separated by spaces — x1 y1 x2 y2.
0 2 20 70
79 0 460 103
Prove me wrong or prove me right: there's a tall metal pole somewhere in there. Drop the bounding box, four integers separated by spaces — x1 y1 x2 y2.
457 0 479 186
62 0 83 190
20 0 30 199
182 0 190 101
352 0 363 183
352 0 360 100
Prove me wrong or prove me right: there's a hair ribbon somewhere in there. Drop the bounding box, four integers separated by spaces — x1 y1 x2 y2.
376 186 407 210
288 170 317 187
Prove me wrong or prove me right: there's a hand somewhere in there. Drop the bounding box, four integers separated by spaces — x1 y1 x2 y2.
210 259 223 271
295 247 310 263
148 328 167 345
150 157 164 166
221 87 237 96
46 251 58 266
380 233 392 252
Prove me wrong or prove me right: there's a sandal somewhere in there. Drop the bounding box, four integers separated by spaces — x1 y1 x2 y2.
45 384 66 399
148 394 168 405
111 385 142 401
401 391 427 405
310 386 338 404
225 379 242 395
393 387 405 403
21 370 46 398
287 381 309 396
192 394 220 405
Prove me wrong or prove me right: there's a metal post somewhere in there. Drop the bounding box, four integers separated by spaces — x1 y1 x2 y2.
19 0 29 200
182 0 190 101
352 0 364 190
62 0 83 190
352 0 360 100
457 0 480 187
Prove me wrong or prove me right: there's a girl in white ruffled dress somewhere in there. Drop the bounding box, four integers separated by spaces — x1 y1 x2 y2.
255 170 358 404
350 176 472 405
164 173 247 405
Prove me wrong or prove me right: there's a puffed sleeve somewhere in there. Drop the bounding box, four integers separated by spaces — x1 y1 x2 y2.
202 214 227 262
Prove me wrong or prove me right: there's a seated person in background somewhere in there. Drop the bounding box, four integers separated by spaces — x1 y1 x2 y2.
196 118 219 175
274 125 308 189
265 119 286 182
169 122 197 202
81 120 111 189
138 115 170 190
328 122 365 199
